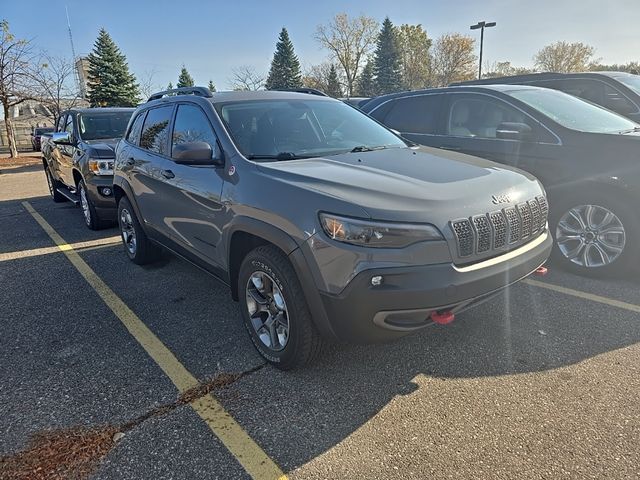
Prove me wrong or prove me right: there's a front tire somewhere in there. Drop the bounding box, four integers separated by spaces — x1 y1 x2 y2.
551 193 639 276
117 197 161 265
238 245 323 370
78 180 105 230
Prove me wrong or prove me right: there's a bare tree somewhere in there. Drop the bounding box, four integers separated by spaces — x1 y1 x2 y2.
430 33 477 86
315 13 379 96
229 65 265 91
32 54 82 125
534 41 596 73
138 67 159 100
302 62 332 92
0 20 36 158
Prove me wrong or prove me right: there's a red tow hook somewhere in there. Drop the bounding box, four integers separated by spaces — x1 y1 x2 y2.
430 310 455 325
534 265 549 276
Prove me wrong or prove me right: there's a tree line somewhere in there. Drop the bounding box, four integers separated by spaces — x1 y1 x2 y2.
1 15 639 158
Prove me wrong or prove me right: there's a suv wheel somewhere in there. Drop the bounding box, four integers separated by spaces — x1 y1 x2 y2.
44 166 66 203
117 197 161 265
238 245 323 370
551 194 639 276
78 180 104 230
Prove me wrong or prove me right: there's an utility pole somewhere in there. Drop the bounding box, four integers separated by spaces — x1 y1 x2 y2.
66 5 82 97
470 21 496 79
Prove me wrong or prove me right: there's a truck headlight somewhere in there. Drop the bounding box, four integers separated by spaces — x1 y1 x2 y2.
88 159 114 176
319 213 443 248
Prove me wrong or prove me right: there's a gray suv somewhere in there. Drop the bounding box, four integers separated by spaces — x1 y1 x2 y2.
113 87 552 369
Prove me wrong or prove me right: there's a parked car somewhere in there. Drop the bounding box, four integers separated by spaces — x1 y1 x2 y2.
41 108 134 229
341 97 371 109
362 85 640 276
31 127 54 151
113 86 551 369
455 72 640 122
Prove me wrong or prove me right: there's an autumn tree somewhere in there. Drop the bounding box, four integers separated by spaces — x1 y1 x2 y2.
533 41 596 73
303 63 332 92
177 66 195 87
355 61 376 97
590 62 640 75
87 29 139 107
230 65 265 91
265 28 303 90
315 13 379 96
430 33 477 86
483 61 533 78
397 24 432 90
373 17 403 95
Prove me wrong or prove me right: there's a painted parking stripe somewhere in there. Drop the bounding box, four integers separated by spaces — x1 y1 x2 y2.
523 278 640 314
22 201 287 480
0 235 121 262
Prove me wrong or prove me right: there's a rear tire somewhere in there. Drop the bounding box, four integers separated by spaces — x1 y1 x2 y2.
238 245 323 370
44 166 66 203
117 196 161 265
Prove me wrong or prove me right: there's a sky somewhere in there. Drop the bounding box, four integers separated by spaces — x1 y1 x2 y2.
3 0 640 93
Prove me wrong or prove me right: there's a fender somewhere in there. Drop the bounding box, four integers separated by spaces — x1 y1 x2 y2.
113 177 147 232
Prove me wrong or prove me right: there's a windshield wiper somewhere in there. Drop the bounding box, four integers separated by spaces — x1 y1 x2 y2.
246 152 312 161
619 126 640 134
349 145 389 153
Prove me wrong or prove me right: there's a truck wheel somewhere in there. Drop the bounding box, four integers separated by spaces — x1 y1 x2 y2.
117 197 161 265
44 167 66 203
551 193 639 277
78 180 105 230
238 245 323 370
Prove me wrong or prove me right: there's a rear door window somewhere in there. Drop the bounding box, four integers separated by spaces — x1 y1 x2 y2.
126 111 146 146
383 95 443 134
140 106 173 155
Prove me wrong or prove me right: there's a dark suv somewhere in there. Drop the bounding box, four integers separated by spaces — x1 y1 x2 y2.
113 87 551 369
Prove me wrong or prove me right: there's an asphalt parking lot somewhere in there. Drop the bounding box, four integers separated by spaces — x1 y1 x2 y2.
1 163 639 479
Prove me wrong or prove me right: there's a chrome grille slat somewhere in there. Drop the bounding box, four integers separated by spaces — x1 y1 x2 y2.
451 195 548 259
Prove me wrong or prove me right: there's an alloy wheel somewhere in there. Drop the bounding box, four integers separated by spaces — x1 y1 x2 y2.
245 271 290 351
556 204 626 268
120 208 137 255
80 185 91 226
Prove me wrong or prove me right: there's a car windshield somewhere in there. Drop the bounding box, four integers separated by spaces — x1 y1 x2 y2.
612 74 640 95
215 98 406 159
78 112 133 141
505 88 639 133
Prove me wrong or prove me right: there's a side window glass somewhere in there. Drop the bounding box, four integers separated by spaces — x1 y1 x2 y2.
447 96 531 139
64 115 75 141
56 115 66 132
602 85 637 115
126 112 146 145
383 95 442 134
171 104 222 159
140 106 173 155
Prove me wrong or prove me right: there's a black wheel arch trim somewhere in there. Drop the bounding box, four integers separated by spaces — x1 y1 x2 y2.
113 177 147 233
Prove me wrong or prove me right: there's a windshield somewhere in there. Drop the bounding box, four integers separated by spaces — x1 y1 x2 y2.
505 88 638 133
612 74 640 95
215 98 406 159
78 112 133 141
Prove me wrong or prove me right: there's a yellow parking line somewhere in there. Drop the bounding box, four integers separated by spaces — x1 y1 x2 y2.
523 278 640 314
22 201 287 480
0 236 121 262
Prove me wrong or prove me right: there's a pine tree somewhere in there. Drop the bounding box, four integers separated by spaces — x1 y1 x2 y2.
325 64 343 97
265 28 302 90
355 62 376 97
177 66 194 88
87 29 140 107
167 82 174 90
373 17 403 95
208 80 216 92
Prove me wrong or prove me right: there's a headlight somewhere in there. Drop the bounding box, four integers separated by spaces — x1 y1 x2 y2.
319 213 443 248
88 159 114 176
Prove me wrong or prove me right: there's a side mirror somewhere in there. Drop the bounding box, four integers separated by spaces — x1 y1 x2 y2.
52 132 71 144
496 122 532 141
172 141 221 165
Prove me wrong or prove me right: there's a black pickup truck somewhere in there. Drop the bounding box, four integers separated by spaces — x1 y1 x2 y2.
41 108 134 229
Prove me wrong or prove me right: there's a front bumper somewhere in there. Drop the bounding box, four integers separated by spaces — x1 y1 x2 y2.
317 231 552 343
85 175 117 217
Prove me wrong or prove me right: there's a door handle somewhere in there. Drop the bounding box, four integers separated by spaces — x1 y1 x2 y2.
441 145 462 151
125 157 135 166
161 169 175 179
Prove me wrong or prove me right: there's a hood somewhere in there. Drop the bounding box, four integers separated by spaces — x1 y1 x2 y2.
257 146 544 224
84 139 119 158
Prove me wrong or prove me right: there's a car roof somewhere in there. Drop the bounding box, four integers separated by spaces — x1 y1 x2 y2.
455 71 637 86
207 90 337 103
68 107 135 114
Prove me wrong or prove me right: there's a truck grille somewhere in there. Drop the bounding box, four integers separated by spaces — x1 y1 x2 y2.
451 195 548 258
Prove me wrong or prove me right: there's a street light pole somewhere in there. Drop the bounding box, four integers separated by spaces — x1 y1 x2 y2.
470 21 496 79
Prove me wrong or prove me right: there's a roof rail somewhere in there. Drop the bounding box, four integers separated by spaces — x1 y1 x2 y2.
147 86 213 102
272 87 328 97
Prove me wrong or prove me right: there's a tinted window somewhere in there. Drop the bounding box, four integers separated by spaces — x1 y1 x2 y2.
78 112 133 141
64 115 74 135
383 95 442 134
538 79 637 115
171 104 221 159
126 112 146 145
446 95 531 138
614 74 640 95
140 106 173 155
505 88 638 133
56 115 66 132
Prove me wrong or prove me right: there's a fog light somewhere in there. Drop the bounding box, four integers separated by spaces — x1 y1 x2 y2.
100 187 112 196
371 275 383 286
